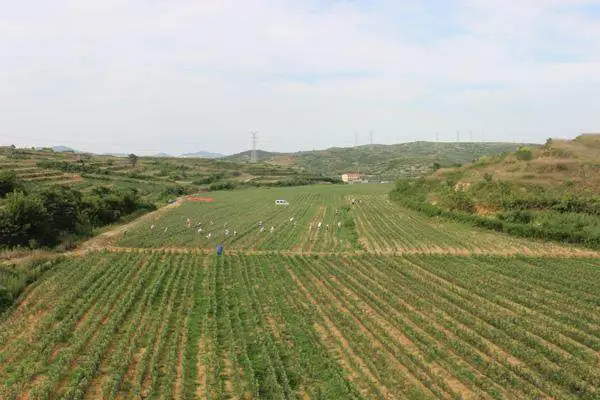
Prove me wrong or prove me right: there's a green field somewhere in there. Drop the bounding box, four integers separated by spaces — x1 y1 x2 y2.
118 185 590 256
2 184 600 399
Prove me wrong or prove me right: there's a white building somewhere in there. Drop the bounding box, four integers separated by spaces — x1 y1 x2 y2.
342 172 363 183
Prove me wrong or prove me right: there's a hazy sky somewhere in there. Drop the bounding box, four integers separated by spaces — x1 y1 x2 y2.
1 0 599 155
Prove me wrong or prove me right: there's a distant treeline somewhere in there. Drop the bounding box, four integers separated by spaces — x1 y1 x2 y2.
391 178 600 248
0 171 155 249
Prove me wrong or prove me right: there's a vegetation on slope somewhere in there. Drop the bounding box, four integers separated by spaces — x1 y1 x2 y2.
227 141 527 179
0 146 338 202
391 134 600 247
0 183 155 250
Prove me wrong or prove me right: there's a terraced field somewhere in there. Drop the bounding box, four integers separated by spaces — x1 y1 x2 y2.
2 184 600 399
0 159 79 185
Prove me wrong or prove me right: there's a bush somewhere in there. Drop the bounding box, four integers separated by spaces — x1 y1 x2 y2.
0 170 20 198
0 285 13 311
515 147 533 161
1 185 155 249
208 182 236 191
498 210 534 224
390 178 600 248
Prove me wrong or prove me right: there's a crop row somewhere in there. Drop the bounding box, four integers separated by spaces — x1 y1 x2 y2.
352 194 586 255
2 252 600 398
118 185 370 252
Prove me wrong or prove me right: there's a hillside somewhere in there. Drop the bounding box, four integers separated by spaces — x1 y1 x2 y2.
391 134 600 247
0 146 333 207
180 150 225 159
227 142 527 179
432 134 600 194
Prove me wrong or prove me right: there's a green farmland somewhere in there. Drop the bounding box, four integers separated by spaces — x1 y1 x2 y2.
2 184 600 399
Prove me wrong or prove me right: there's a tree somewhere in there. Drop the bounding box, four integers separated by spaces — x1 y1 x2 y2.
0 170 20 198
0 191 49 247
39 186 82 233
128 153 139 167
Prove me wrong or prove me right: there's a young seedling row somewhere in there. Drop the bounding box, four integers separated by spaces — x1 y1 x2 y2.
2 251 600 399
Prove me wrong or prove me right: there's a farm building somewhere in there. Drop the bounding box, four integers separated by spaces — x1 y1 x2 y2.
341 172 363 183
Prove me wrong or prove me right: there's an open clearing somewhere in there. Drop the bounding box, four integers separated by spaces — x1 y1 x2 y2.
2 185 600 399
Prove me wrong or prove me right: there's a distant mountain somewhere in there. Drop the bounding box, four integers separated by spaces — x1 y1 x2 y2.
225 142 532 179
35 145 78 152
225 149 282 161
180 151 225 159
53 146 77 152
153 152 171 158
101 153 128 157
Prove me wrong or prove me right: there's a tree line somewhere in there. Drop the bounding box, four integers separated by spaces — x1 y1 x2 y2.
0 170 155 249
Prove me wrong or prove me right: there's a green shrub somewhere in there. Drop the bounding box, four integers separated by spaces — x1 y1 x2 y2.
498 210 534 224
515 147 533 161
0 170 21 198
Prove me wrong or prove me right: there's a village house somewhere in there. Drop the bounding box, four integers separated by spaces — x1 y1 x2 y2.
341 172 363 183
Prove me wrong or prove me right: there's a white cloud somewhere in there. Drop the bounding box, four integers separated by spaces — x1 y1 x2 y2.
0 0 599 154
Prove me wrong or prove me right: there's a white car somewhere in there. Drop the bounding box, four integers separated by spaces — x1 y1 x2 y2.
275 199 289 206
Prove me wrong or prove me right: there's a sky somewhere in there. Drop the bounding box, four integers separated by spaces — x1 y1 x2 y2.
1 0 600 156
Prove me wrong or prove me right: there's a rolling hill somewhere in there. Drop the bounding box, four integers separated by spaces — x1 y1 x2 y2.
431 134 600 193
180 150 225 159
226 142 529 179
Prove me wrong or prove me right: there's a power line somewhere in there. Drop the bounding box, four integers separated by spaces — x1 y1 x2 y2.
354 132 359 147
369 131 374 146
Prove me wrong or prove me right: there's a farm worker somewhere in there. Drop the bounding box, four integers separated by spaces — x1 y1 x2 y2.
318 222 322 229
258 220 263 227
164 227 168 233
260 226 265 232
216 244 223 256
289 217 294 222
233 230 238 236
206 232 212 239
326 224 329 231
293 221 297 227
270 226 274 233
197 227 203 233
210 220 214 226
225 229 230 236
150 224 155 231
337 221 342 229
186 218 191 227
